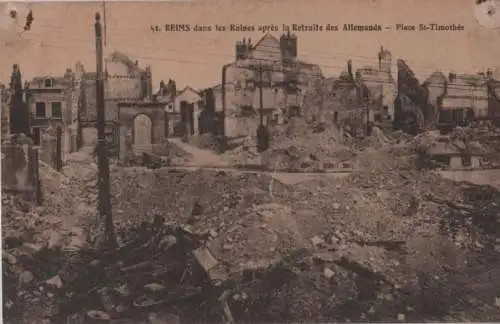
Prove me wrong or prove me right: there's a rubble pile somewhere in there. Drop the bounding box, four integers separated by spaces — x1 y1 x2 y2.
4 135 500 322
221 119 356 169
350 127 415 151
122 152 173 169
188 133 230 154
123 141 194 168
448 124 500 164
2 160 101 323
265 119 355 169
152 140 194 164
283 143 500 321
2 160 96 249
110 168 290 226
221 136 261 165
2 207 432 323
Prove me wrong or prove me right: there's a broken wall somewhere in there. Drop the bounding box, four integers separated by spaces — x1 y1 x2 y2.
1 134 38 201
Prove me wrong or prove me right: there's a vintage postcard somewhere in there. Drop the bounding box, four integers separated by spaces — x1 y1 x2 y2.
2 0 500 323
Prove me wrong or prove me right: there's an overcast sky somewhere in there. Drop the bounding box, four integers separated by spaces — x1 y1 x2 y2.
0 0 499 90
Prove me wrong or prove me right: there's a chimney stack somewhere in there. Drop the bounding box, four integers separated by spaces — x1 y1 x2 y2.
487 69 493 80
347 60 353 79
145 65 153 99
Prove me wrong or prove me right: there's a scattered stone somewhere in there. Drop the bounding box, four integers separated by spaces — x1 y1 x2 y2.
223 244 234 251
323 267 335 279
311 235 325 247
148 312 181 324
313 252 336 263
70 226 85 237
4 230 25 249
193 248 219 271
116 304 129 314
67 235 87 250
144 283 165 293
209 229 218 238
21 242 44 255
47 230 64 249
368 306 375 314
397 313 406 322
86 310 111 321
19 270 34 285
160 235 177 249
114 284 130 297
332 202 341 210
475 241 485 249
45 275 63 289
98 288 116 313
3 252 18 265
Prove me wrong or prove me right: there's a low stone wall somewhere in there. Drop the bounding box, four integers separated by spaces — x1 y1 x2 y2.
1 134 39 202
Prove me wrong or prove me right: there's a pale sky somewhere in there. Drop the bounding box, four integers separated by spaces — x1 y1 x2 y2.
0 0 499 90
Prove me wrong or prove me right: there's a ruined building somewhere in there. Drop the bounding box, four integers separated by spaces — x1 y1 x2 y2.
211 32 323 138
79 51 153 151
355 46 397 121
394 59 430 133
321 47 396 136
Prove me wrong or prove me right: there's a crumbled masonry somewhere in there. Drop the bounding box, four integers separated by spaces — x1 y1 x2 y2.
3 122 500 323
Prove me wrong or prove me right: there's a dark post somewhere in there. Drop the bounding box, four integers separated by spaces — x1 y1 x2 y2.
55 125 62 172
221 64 230 136
366 88 371 136
95 12 115 248
256 64 269 152
259 65 264 126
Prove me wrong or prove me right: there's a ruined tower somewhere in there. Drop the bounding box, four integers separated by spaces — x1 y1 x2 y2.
378 46 392 74
280 31 298 61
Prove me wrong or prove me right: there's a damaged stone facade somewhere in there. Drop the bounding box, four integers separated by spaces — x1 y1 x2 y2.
79 51 153 151
117 101 167 162
211 32 322 138
25 68 77 162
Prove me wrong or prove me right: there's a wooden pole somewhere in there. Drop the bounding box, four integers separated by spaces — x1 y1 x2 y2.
221 64 230 136
94 12 115 248
259 65 264 126
102 1 107 47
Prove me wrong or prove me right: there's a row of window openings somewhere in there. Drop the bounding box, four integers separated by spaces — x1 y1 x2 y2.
233 80 300 90
35 102 62 118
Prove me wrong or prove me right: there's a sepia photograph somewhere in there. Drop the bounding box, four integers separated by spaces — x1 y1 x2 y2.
1 0 500 322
